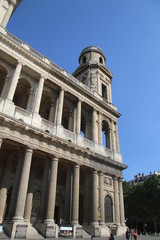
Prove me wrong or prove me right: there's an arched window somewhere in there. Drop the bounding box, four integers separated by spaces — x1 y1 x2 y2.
99 57 103 64
82 56 86 64
39 90 52 120
102 120 110 149
105 195 113 223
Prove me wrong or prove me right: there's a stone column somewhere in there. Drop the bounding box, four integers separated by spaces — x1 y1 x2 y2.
26 88 34 112
113 177 120 225
64 166 72 224
13 148 33 222
109 84 112 102
83 171 89 225
92 109 97 142
1 75 10 99
24 169 35 222
68 110 73 131
38 160 50 222
6 61 23 101
0 159 11 223
109 128 112 150
45 157 58 223
33 75 45 114
71 164 80 225
48 100 55 123
0 138 3 148
111 121 116 152
56 89 64 125
118 178 125 225
99 172 105 225
91 170 98 226
115 123 120 152
98 112 102 144
76 100 81 134
1 0 16 28
6 151 24 220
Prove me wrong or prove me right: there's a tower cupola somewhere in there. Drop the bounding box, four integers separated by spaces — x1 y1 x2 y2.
79 46 106 65
73 46 113 103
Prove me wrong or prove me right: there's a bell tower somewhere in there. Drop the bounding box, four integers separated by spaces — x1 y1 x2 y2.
0 0 22 28
73 46 113 103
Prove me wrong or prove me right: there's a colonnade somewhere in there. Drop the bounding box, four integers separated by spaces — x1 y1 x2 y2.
0 139 125 227
0 61 120 152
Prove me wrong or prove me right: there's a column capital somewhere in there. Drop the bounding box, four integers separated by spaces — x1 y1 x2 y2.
113 176 118 181
25 147 33 154
17 60 24 67
99 171 104 176
40 74 46 80
51 156 59 162
118 177 123 182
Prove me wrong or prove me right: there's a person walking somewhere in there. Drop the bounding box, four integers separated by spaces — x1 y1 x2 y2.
109 233 114 240
126 228 130 240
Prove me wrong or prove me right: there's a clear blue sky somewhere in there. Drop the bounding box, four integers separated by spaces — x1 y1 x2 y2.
7 0 160 181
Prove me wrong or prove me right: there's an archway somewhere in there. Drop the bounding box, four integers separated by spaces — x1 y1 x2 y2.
39 90 52 120
13 78 31 110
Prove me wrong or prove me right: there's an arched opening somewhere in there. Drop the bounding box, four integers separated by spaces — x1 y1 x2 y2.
0 64 8 98
82 56 86 64
99 57 103 64
105 195 113 223
13 78 31 110
62 101 70 130
39 90 52 120
102 120 110 149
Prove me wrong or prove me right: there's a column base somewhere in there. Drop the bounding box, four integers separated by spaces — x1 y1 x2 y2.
116 224 127 236
100 225 110 237
72 224 83 238
35 222 59 238
3 221 28 239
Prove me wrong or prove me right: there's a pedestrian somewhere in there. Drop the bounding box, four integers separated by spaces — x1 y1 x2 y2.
126 228 130 240
91 233 95 239
133 229 138 240
109 233 114 240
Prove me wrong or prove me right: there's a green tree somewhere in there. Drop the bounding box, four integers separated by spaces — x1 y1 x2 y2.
123 175 160 233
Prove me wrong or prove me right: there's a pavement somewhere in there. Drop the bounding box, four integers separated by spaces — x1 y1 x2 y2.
0 233 160 240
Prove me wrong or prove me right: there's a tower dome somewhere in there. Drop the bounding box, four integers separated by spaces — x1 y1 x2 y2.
79 46 106 65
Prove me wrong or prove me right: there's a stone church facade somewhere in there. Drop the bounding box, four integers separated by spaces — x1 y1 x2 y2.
0 0 127 239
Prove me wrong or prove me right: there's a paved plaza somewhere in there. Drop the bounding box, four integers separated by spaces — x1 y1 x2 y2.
1 234 160 240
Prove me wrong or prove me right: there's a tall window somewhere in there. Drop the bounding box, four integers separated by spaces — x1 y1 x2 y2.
102 84 107 100
102 120 110 149
82 56 86 64
105 195 113 223
99 57 103 64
